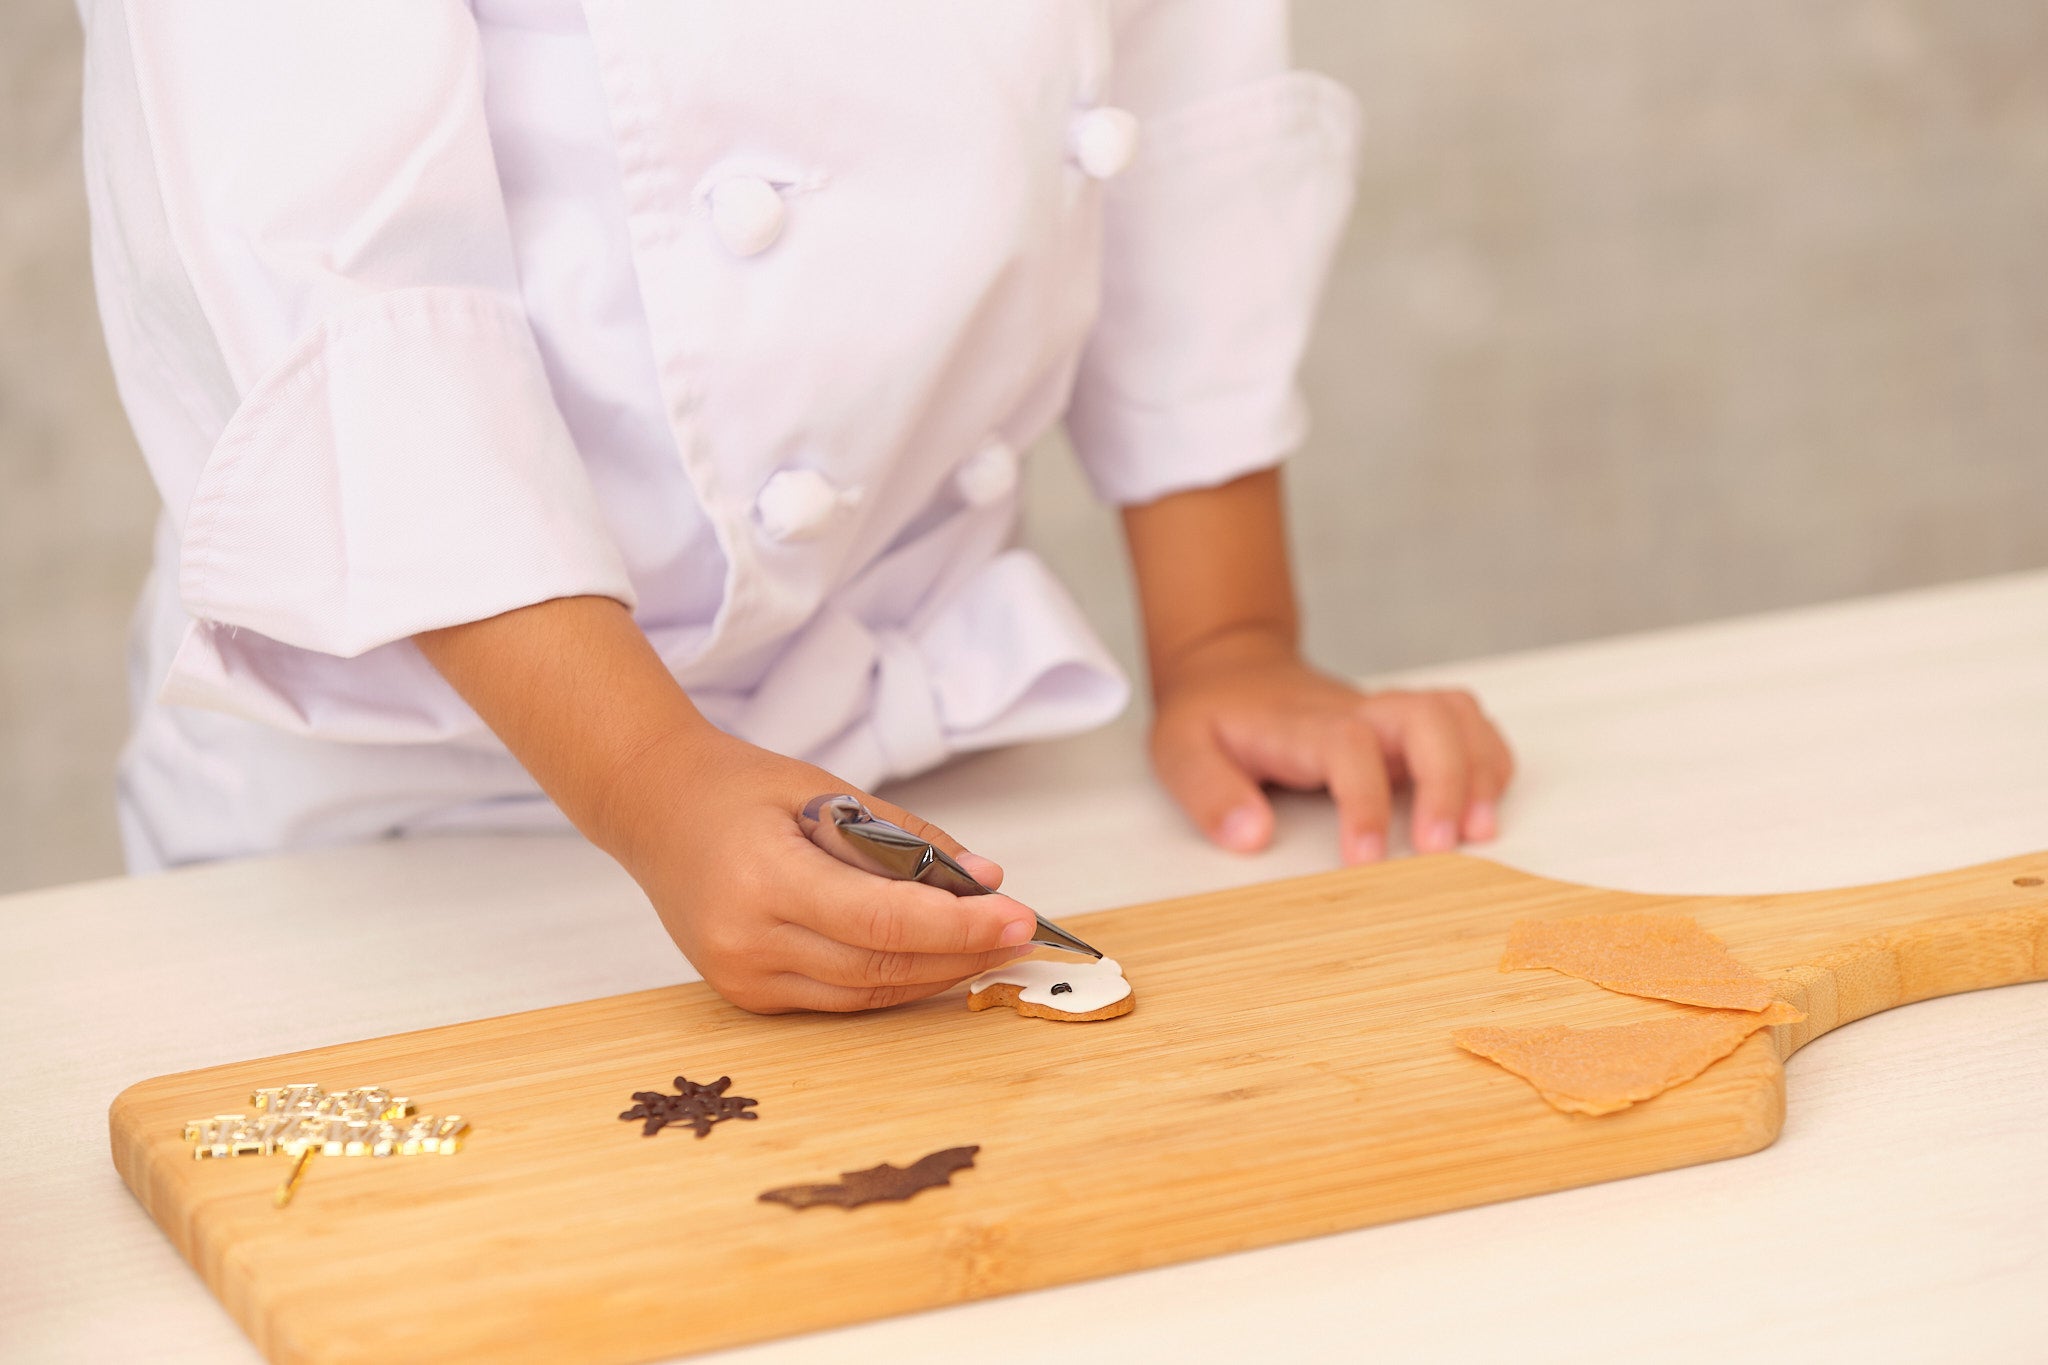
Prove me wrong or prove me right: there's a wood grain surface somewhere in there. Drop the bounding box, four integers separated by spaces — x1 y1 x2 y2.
109 851 2048 1365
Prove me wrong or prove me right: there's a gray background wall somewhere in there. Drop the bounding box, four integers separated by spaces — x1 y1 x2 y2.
5 1 2045 893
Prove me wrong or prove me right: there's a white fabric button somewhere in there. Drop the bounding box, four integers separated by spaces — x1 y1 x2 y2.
1068 106 1139 180
708 176 786 257
755 468 859 542
954 437 1020 508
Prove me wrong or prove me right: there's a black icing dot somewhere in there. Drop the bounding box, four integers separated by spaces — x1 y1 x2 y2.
1050 982 1073 995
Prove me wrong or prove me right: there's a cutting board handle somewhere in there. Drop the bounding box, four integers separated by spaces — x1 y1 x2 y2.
1766 854 2048 1057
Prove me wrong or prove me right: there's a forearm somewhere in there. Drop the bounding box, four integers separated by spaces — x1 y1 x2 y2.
416 594 1036 1013
1119 466 1300 695
413 595 713 860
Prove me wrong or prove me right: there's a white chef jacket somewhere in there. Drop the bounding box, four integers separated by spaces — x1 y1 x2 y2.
78 0 1360 871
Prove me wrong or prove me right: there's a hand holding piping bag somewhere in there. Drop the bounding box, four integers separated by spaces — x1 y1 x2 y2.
799 794 1104 958
419 598 1039 1016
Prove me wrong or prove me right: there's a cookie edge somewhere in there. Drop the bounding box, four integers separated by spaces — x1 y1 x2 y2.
966 980 1134 1022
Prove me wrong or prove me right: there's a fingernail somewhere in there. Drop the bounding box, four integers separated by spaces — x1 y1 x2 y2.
1419 820 1458 853
1217 805 1265 852
1465 802 1498 842
999 918 1034 948
1004 944 1038 962
1344 832 1386 865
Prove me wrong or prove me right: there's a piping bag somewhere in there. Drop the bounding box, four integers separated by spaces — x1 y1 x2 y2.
798 793 1103 958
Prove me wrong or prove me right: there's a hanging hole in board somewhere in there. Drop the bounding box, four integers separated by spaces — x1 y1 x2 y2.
2014 876 2043 888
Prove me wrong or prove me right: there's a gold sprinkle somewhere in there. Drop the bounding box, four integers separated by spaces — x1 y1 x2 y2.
274 1147 315 1208
180 1084 466 1209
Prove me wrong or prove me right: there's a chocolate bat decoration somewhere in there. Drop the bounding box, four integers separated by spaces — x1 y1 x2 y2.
758 1145 980 1210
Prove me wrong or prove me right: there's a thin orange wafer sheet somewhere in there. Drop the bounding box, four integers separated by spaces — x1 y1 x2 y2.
1455 1001 1805 1115
1502 912 1776 1011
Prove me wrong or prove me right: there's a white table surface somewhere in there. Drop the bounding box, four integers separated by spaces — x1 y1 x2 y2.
5 571 2046 1364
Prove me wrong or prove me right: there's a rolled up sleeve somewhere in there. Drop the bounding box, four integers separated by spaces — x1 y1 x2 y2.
1066 0 1362 507
177 286 631 656
103 3 632 677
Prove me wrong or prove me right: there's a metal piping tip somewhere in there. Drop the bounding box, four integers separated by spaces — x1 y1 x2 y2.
799 793 1107 960
1030 915 1105 960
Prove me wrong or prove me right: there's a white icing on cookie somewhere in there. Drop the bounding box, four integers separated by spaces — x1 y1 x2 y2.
967 957 1129 1014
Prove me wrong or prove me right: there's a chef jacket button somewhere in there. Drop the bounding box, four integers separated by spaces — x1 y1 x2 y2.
708 176 786 257
755 468 859 542
954 437 1020 508
1069 106 1139 180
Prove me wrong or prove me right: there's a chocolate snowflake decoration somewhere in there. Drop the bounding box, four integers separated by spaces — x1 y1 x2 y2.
620 1075 759 1138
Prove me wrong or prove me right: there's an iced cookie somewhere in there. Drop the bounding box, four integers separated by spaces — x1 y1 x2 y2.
967 956 1132 1022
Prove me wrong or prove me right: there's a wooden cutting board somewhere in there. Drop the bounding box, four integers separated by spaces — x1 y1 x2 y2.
111 852 2048 1364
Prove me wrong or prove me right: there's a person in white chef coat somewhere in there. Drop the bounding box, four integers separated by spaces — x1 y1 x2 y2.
79 1 1514 1012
